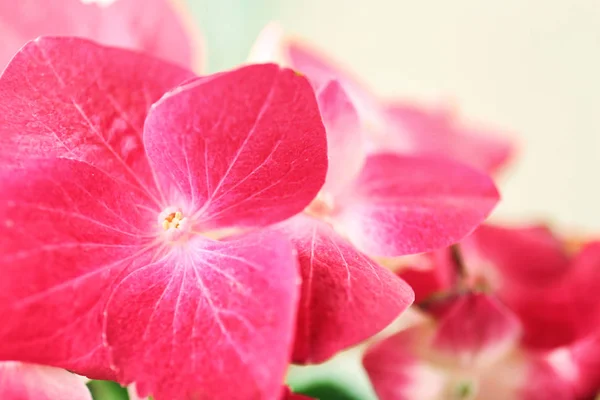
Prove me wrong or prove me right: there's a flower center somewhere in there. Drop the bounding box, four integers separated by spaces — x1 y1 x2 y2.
304 192 335 219
158 207 191 242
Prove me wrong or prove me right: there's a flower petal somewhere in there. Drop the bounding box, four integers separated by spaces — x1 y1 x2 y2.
105 233 300 400
275 214 414 363
0 362 92 400
286 41 383 126
333 154 499 256
318 80 366 195
395 250 457 304
430 293 521 366
462 224 570 290
0 0 196 69
143 64 327 229
0 159 155 378
383 104 514 174
510 242 600 349
0 36 193 204
363 323 449 400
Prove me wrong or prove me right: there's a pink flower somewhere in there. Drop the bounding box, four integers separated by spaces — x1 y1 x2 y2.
0 362 91 400
397 226 600 349
363 293 577 400
0 37 328 399
269 78 500 363
249 25 514 174
0 0 199 70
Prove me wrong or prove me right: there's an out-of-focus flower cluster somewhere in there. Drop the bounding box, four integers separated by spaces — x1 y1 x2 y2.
0 2 596 400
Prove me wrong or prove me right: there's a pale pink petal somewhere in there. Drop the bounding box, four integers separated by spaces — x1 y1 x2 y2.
318 80 366 195
0 36 193 202
0 0 196 69
333 154 499 256
431 293 521 366
286 41 383 125
0 159 155 378
569 334 600 398
144 64 327 229
275 214 414 363
247 21 285 64
384 104 514 174
363 323 449 400
0 362 92 400
105 233 300 400
517 358 575 400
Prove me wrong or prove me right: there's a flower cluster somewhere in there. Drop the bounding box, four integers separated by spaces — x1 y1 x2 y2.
0 2 596 400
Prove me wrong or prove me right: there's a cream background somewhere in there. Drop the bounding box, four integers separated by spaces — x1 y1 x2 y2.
270 0 600 233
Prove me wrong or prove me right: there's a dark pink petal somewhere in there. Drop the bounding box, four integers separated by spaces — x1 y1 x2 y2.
0 159 155 378
363 323 448 400
512 242 600 349
275 214 414 363
333 154 499 256
105 233 300 400
384 104 514 174
430 293 521 365
144 64 327 229
396 250 457 304
0 37 193 203
462 224 570 290
318 80 365 195
0 0 196 69
0 362 91 400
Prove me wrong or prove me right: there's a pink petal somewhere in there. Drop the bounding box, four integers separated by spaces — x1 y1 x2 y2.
0 362 92 400
396 250 457 304
275 214 414 363
430 293 521 365
0 159 155 378
105 233 300 400
0 0 196 69
462 224 570 290
511 242 600 349
144 64 327 229
286 42 383 126
333 154 499 256
384 104 514 174
318 80 366 195
363 323 449 400
517 358 575 400
569 334 600 398
0 36 193 203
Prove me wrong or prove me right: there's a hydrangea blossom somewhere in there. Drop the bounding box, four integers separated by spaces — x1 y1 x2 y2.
368 228 600 399
363 293 578 400
0 36 327 399
0 0 198 70
255 43 500 363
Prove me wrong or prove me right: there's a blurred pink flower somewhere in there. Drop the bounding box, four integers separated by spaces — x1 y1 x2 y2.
363 293 577 400
0 0 200 70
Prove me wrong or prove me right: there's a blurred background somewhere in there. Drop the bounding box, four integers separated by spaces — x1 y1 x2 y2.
190 0 600 235
84 0 598 398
